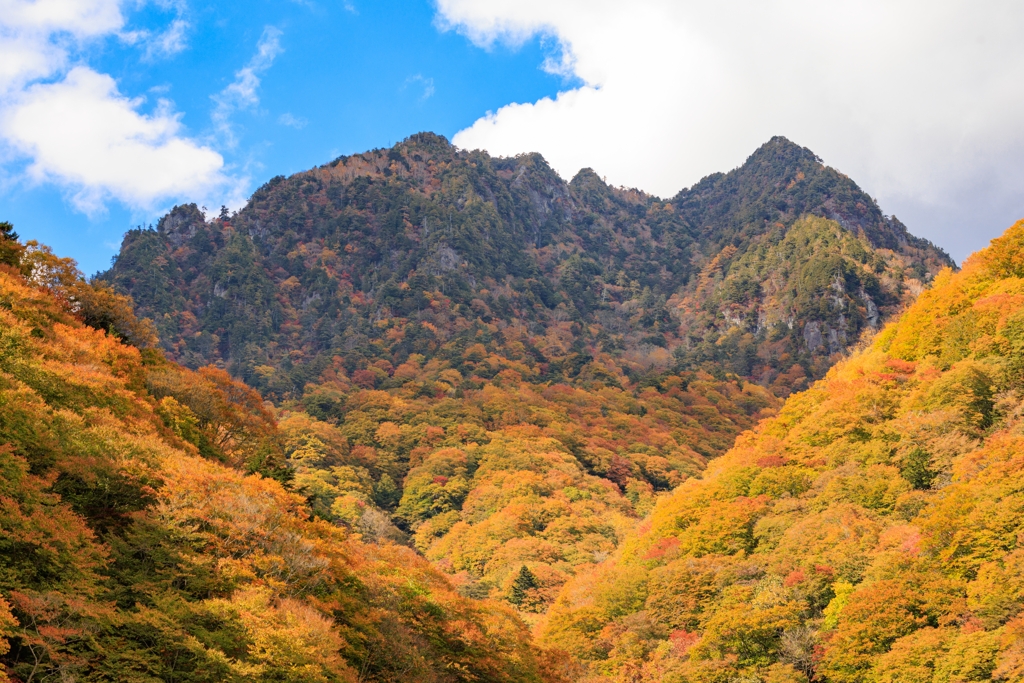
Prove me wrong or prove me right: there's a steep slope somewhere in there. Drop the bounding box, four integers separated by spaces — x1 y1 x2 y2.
96 134 955 623
541 219 1024 682
103 134 951 399
0 241 553 682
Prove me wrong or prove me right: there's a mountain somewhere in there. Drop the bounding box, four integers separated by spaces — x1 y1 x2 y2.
94 134 955 623
540 219 1024 682
102 134 952 400
3 137 1017 683
0 242 554 682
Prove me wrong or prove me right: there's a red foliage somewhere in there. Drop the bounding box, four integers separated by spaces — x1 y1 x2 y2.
784 570 806 587
352 369 378 389
885 358 917 374
756 455 788 468
643 537 680 561
669 630 700 656
424 426 446 445
605 455 634 489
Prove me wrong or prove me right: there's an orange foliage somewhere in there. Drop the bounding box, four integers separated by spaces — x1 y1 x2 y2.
0 263 556 681
537 217 1024 682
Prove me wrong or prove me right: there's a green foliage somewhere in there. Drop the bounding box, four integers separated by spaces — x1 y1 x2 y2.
673 214 939 393
0 221 23 269
509 565 538 606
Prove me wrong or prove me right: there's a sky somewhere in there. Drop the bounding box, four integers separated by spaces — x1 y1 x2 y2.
1 0 1023 275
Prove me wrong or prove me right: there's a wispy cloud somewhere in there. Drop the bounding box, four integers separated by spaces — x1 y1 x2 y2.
278 112 307 129
402 74 435 102
121 17 190 60
146 17 189 59
211 26 283 146
286 0 356 14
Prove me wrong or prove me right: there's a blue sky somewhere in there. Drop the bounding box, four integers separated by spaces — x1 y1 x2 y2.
2 0 1023 274
0 0 570 275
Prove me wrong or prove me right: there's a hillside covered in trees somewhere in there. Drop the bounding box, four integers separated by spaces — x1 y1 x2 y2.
102 134 952 401
540 219 1024 681
7 133 1006 682
92 136 963 641
0 231 557 681
7 214 1024 681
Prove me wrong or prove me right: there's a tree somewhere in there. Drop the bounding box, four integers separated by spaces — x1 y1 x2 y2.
0 221 23 269
510 565 539 606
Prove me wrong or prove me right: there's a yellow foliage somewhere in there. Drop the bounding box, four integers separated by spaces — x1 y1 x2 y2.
539 217 1024 681
205 587 356 682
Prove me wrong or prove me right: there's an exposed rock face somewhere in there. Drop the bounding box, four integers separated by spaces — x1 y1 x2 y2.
804 321 823 352
159 203 205 248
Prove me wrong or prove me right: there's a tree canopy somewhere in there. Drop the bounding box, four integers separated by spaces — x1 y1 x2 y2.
539 218 1024 682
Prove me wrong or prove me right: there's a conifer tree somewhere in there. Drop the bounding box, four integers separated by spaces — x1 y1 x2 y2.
509 565 538 606
0 221 22 268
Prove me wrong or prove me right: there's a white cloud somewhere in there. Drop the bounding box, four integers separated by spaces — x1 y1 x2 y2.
211 26 283 146
2 67 229 214
0 0 124 36
0 0 125 94
0 0 233 213
438 0 1024 261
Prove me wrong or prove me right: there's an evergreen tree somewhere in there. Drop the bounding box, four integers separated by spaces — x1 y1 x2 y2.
509 565 538 606
0 221 22 268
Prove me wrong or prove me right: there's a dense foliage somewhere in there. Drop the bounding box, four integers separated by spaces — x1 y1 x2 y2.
284 360 777 612
6 128 1022 683
102 134 951 400
94 135 960 633
0 249 557 682
539 219 1024 682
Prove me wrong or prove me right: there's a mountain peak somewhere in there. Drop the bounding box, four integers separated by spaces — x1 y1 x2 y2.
673 136 952 261
746 135 821 166
569 167 606 187
96 135 959 643
404 131 451 149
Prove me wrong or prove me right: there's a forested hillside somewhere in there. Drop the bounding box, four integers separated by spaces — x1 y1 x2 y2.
0 232 556 682
3 133 1020 683
102 134 951 400
93 135 959 634
540 219 1024 682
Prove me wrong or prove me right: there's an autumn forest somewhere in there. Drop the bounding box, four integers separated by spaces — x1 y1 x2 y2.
2 135 1022 682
